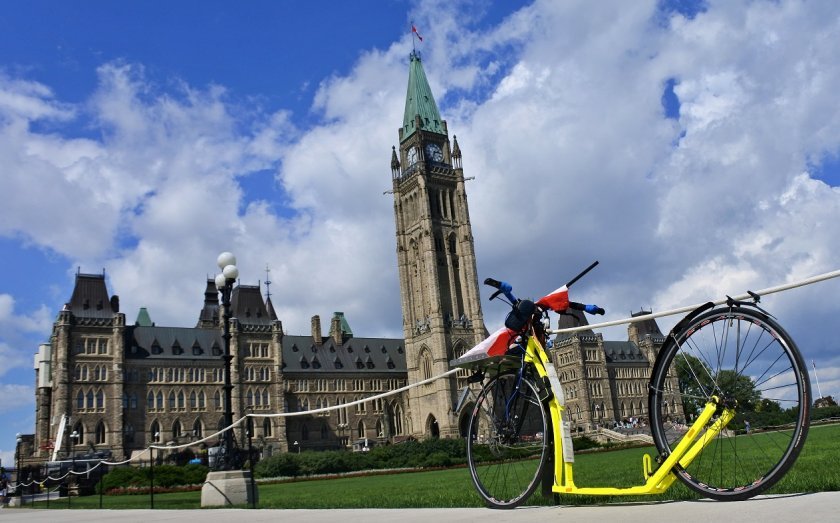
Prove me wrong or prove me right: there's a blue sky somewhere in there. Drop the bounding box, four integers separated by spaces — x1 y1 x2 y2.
3 0 840 465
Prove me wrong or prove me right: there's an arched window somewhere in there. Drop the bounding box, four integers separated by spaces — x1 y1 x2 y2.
192 419 203 438
190 391 197 409
178 390 185 409
168 391 176 410
77 390 84 410
214 390 222 410
86 390 94 409
247 389 254 407
150 421 161 442
420 348 433 382
96 389 104 409
263 418 273 437
156 391 164 409
95 421 106 444
262 389 269 406
172 420 182 439
357 420 366 438
198 391 206 410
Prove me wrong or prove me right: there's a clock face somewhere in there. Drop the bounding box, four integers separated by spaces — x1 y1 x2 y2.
407 146 419 165
425 142 443 162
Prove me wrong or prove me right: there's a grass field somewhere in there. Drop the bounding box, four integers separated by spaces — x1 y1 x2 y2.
25 423 840 510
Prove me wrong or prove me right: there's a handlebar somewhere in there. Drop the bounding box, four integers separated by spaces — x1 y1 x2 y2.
483 278 605 316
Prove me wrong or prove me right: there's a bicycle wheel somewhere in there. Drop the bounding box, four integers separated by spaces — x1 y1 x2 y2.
466 370 550 509
649 306 810 500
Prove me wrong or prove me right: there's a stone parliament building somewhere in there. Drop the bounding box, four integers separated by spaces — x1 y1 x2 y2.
19 52 681 465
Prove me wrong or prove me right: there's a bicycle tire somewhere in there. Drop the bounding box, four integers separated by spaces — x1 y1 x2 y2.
466 370 550 509
648 306 810 500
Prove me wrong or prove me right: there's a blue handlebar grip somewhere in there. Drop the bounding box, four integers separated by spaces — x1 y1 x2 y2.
584 304 605 315
499 281 516 303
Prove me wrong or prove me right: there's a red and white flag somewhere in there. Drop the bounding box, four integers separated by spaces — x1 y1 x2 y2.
412 24 424 41
536 285 570 312
461 326 516 359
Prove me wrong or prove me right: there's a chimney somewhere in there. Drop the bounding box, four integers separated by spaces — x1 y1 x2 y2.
330 314 342 345
311 315 322 345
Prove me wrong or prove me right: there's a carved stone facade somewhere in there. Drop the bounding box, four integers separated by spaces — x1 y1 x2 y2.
390 51 488 439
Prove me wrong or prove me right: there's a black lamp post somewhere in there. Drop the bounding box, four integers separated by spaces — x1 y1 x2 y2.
69 430 79 507
15 432 22 498
215 251 239 471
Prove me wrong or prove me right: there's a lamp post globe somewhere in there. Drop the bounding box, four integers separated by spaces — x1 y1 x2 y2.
217 252 236 270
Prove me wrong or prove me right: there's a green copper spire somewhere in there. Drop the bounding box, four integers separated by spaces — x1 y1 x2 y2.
401 51 445 142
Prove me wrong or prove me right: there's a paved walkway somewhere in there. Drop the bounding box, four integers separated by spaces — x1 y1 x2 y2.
1 491 836 523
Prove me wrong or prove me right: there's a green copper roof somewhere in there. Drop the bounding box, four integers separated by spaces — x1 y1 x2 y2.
402 51 445 141
135 307 153 327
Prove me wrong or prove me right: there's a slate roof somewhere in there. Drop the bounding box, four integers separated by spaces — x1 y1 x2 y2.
231 285 272 325
603 341 649 365
553 309 595 341
282 335 406 374
68 273 116 319
126 326 222 360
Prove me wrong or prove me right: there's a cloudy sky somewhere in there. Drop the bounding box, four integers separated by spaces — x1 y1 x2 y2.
2 0 840 464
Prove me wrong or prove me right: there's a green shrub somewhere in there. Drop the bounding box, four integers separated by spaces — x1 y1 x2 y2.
100 464 208 493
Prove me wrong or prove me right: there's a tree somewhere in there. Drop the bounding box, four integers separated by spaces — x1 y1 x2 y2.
814 395 837 408
674 355 761 416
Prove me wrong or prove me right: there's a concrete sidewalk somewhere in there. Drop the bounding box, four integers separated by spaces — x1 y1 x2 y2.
1 491 836 523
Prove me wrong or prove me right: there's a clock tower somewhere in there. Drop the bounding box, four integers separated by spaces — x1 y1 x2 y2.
390 51 487 439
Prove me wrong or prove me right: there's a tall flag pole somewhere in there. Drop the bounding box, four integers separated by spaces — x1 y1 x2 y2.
812 360 824 399
411 22 423 52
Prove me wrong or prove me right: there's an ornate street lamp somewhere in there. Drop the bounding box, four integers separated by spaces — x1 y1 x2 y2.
15 432 22 497
215 252 239 470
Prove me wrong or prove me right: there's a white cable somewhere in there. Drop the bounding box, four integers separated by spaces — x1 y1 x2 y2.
549 268 840 335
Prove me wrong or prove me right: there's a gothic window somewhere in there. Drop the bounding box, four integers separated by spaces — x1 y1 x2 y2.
156 391 163 409
172 420 182 439
93 365 100 381
193 419 203 438
169 391 176 410
420 348 433 384
263 418 273 437
172 340 183 355
96 389 104 409
150 421 161 442
95 421 106 445
263 389 269 406
214 390 221 410
77 390 84 410
357 420 366 438
247 389 254 407
74 365 81 381
198 391 206 410
190 391 197 409
147 392 155 410
86 390 94 409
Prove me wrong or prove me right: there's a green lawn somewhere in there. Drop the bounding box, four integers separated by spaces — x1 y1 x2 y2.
26 423 840 509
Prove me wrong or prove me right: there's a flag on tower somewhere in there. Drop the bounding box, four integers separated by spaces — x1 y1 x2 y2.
412 24 423 41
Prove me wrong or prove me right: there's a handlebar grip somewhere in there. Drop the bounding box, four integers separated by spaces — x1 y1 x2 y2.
484 278 502 289
569 302 606 315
